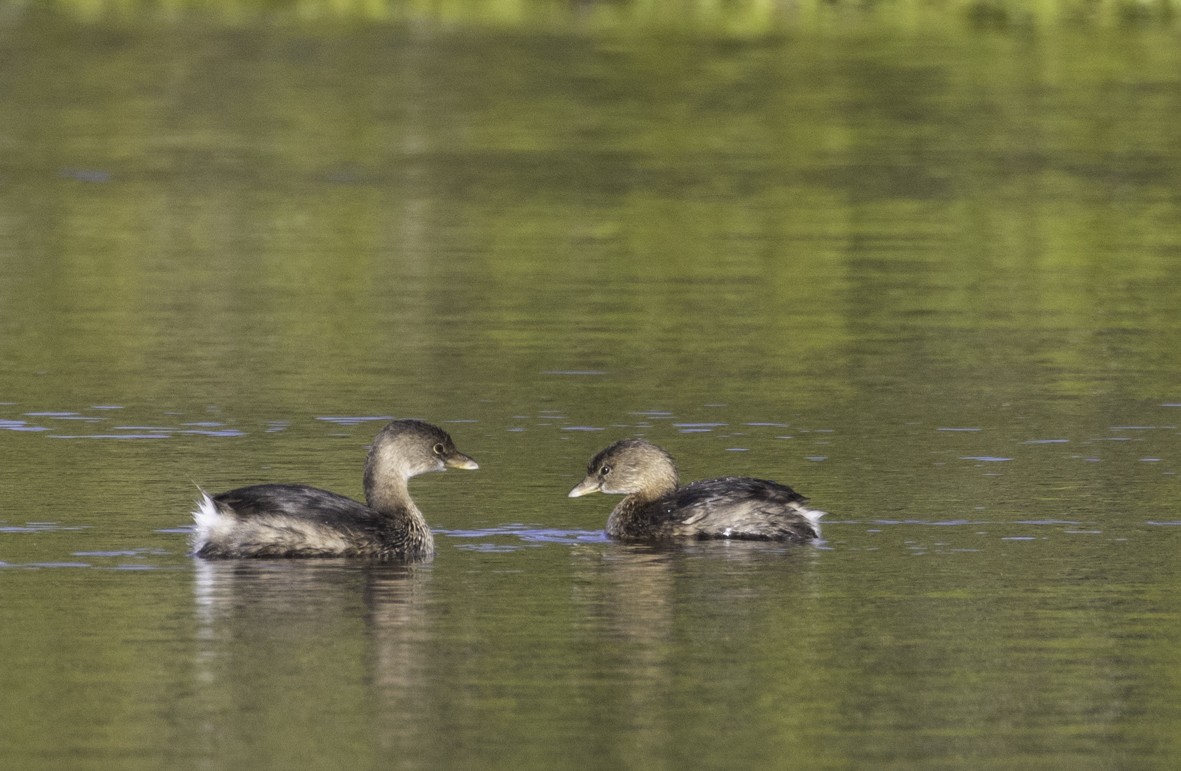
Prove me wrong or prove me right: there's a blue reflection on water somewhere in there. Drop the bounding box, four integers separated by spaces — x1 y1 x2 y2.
441 525 609 552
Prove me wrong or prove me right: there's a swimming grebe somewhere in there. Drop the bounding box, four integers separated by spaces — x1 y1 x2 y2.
568 438 824 542
192 419 478 559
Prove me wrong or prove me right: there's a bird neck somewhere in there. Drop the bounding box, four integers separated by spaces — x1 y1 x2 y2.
632 470 678 503
606 494 662 538
366 478 434 554
364 473 416 517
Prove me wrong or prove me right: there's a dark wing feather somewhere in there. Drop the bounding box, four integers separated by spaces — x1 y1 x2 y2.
645 477 818 541
214 484 386 531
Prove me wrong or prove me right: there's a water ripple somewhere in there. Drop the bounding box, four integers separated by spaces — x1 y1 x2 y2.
49 434 169 440
441 526 608 551
872 519 985 526
0 420 50 432
317 415 394 425
1 522 88 533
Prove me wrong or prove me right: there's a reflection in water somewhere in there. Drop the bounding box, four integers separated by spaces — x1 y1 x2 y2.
192 560 433 765
577 547 676 767
442 525 608 552
568 543 825 767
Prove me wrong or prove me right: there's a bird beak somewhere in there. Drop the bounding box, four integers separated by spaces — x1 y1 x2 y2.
567 476 600 498
446 452 479 471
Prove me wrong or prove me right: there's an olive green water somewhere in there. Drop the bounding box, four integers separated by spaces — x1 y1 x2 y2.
2 4 1181 769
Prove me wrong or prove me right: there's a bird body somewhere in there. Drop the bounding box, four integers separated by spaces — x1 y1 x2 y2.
569 438 823 542
192 419 477 559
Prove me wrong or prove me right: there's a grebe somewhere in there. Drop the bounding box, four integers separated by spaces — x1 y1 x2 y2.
192 419 477 559
568 438 823 542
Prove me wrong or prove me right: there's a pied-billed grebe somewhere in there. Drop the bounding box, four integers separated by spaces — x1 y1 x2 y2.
568 438 824 542
192 419 477 559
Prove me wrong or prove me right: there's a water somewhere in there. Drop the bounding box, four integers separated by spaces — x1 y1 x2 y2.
2 4 1181 768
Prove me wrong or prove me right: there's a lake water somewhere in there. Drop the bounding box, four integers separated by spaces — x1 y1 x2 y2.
2 3 1180 768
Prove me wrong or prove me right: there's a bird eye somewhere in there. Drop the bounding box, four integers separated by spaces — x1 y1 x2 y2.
433 443 446 456
598 464 612 477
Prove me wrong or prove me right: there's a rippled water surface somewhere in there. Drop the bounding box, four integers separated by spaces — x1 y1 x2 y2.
2 5 1181 769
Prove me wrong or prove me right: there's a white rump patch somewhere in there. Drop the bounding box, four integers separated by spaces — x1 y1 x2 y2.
796 503 827 525
191 493 230 552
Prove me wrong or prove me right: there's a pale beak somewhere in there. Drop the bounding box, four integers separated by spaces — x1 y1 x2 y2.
567 476 600 498
446 452 479 471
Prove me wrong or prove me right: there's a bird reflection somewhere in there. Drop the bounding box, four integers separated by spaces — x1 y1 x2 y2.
191 559 434 756
568 541 821 767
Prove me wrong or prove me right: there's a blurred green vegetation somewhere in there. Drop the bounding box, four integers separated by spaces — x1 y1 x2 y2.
1 13 1178 421
5 0 1179 31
